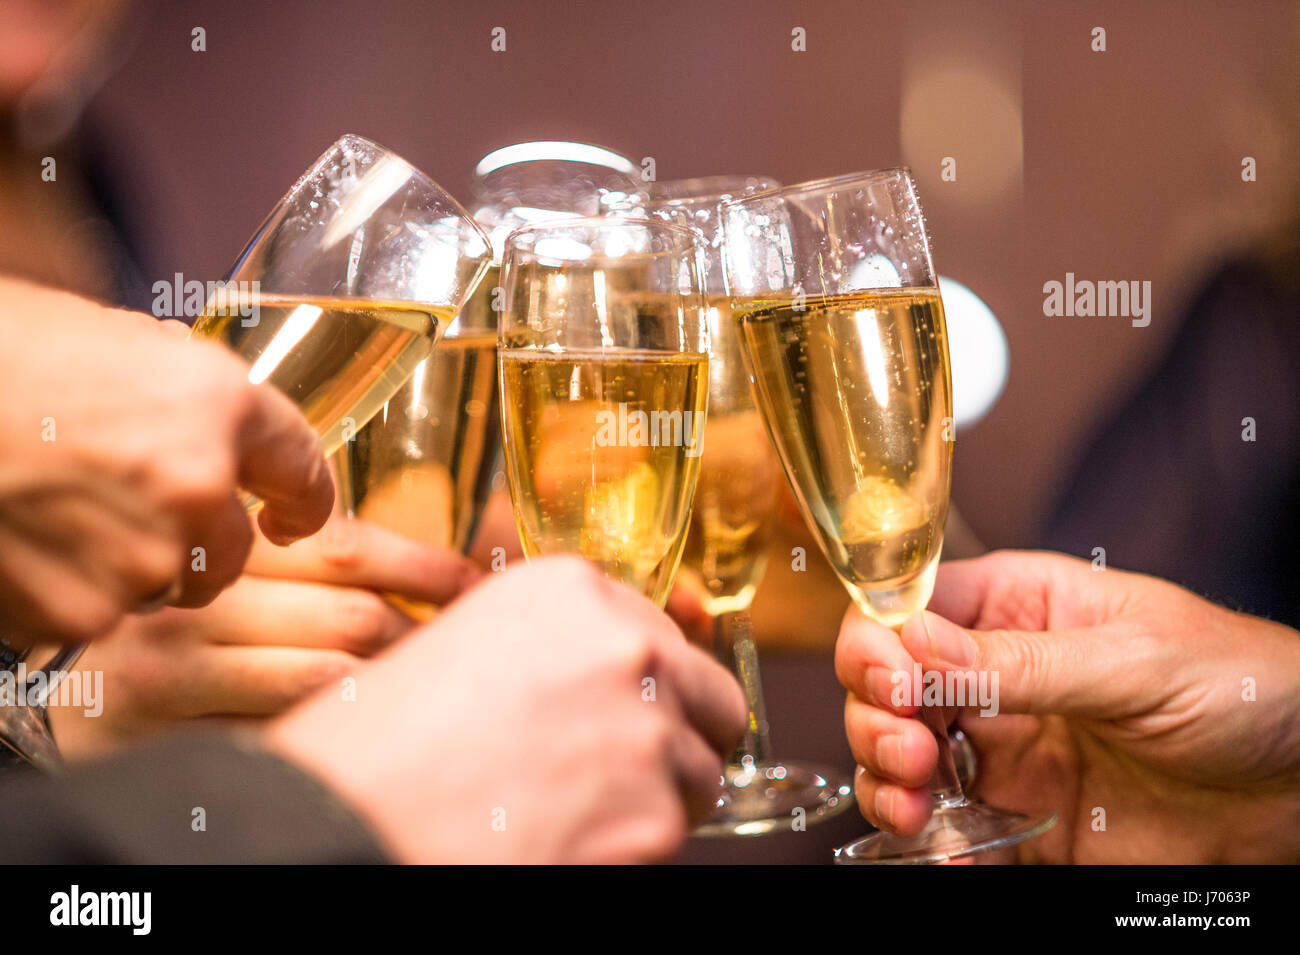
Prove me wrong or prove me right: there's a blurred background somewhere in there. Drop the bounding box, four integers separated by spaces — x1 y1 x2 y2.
2 0 1297 860
8 0 1296 552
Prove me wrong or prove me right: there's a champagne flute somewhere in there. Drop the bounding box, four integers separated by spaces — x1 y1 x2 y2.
469 142 642 362
498 217 708 606
5 135 491 772
333 143 643 618
331 281 500 620
471 140 642 254
640 177 853 836
721 168 1057 863
191 134 491 464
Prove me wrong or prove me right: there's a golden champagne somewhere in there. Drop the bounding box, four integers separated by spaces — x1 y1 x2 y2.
677 410 782 615
337 335 498 541
191 293 453 457
499 348 708 606
676 299 784 615
733 288 952 626
331 268 501 620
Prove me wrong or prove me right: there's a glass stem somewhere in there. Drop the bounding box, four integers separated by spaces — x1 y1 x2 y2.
712 609 769 765
25 644 88 712
919 705 967 807
885 622 965 806
1 639 87 715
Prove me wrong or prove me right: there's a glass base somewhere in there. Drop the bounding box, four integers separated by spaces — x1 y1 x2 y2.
834 800 1057 864
694 760 854 837
0 703 61 773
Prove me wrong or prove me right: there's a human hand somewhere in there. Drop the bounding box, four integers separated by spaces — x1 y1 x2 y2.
0 281 335 643
48 517 480 758
835 550 1300 863
266 556 748 863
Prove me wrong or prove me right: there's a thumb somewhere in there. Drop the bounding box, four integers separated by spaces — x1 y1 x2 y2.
899 610 1135 719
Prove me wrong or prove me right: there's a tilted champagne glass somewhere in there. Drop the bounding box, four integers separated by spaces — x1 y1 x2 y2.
721 168 1057 863
191 134 492 466
498 217 709 606
331 278 500 620
639 177 853 836
4 135 491 772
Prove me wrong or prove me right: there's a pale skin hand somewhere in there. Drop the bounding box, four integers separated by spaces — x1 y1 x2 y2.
835 550 1300 863
0 280 335 644
265 556 749 864
47 517 481 759
474 486 713 647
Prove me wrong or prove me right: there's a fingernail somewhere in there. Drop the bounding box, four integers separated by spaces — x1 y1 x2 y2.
874 786 894 824
875 734 904 776
922 611 977 667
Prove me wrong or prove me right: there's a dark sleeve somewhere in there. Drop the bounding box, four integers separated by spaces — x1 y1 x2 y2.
1043 261 1300 627
0 731 389 864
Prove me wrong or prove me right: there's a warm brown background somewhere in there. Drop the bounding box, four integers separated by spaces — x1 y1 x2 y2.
4 0 1292 864
88 0 1300 550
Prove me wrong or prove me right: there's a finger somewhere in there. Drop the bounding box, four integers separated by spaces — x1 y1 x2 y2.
575 573 748 756
197 576 415 656
247 516 482 605
671 727 727 828
663 583 712 651
156 645 361 718
0 535 125 643
0 489 181 641
835 607 924 714
173 495 253 608
232 380 334 544
843 693 937 788
192 714 273 731
853 765 934 838
900 609 1142 719
930 550 1112 631
654 637 749 758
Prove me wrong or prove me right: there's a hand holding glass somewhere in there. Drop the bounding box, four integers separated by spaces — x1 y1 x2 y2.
722 168 1056 862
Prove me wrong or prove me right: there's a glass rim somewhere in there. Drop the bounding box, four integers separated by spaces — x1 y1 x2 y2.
498 216 709 353
502 214 704 258
330 133 493 254
473 140 638 178
719 166 915 208
648 174 781 204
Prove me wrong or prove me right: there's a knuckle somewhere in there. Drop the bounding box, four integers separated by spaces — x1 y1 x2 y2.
541 555 608 592
289 651 355 703
176 368 252 442
334 590 396 654
637 808 688 860
125 635 184 710
314 519 368 569
630 715 674 764
1011 630 1049 683
50 590 123 643
606 628 659 683
639 800 691 857
188 346 253 407
156 456 235 510
133 536 185 592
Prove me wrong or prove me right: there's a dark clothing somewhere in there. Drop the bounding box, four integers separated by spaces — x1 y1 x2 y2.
1044 261 1300 628
0 732 388 864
